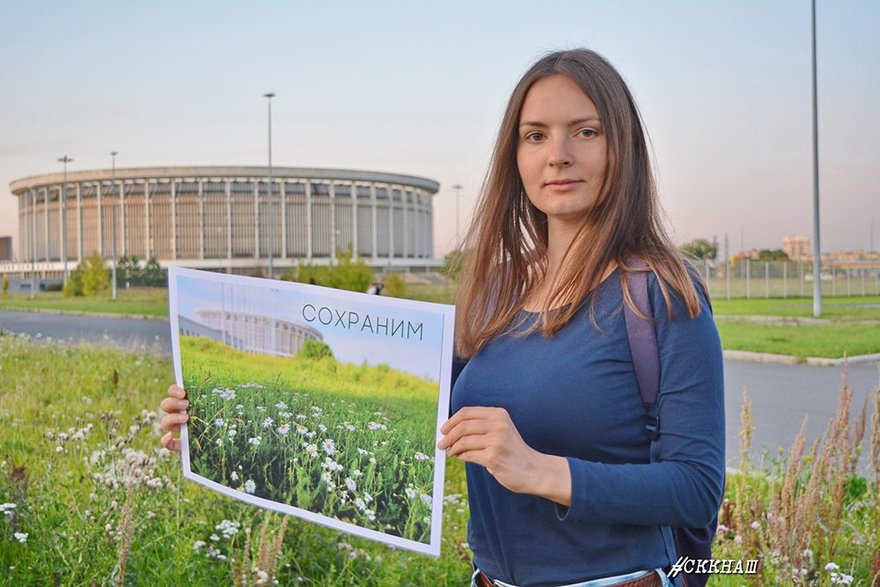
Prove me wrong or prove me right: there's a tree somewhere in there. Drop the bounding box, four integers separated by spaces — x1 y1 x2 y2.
1 276 8 298
63 266 85 297
441 249 468 281
679 239 717 261
82 252 111 297
757 249 790 262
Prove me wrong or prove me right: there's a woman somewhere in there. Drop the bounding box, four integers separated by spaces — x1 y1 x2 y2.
435 49 724 587
161 48 724 587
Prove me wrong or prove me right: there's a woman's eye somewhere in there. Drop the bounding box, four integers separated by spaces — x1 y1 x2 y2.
524 132 544 142
578 128 597 138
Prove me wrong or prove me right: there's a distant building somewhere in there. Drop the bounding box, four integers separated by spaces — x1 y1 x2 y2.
4 165 441 279
0 237 11 261
783 236 810 262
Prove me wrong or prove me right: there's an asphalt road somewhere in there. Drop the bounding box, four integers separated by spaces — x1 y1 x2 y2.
2 310 878 473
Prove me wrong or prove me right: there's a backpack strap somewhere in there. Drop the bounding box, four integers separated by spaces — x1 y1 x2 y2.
621 263 661 441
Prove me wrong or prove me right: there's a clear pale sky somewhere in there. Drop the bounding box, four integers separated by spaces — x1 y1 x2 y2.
2 1 878 259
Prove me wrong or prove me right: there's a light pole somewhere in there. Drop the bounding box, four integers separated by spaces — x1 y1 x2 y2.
810 0 822 317
57 155 72 285
264 92 275 279
452 183 463 249
110 151 118 301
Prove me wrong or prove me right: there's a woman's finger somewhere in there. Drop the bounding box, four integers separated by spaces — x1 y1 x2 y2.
159 397 189 413
446 433 492 458
438 419 491 450
160 412 187 432
167 384 186 399
161 432 182 452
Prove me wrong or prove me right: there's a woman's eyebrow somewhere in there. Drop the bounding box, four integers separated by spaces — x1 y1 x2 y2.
518 116 602 128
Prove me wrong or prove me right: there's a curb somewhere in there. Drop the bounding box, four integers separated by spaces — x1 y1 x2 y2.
723 349 880 367
0 306 166 321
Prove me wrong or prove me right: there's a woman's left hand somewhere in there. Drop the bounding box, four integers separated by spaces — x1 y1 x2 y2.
438 406 571 503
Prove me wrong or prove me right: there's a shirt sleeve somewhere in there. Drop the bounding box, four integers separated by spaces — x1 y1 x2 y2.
558 271 725 528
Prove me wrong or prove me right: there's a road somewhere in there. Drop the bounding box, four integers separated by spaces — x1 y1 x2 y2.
1 310 878 473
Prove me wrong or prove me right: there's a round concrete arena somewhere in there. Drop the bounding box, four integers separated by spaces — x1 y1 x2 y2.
8 166 440 274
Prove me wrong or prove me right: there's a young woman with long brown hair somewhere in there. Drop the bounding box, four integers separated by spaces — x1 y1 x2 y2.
436 49 724 587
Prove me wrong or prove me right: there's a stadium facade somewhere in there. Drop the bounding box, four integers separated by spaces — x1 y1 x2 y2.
4 166 440 277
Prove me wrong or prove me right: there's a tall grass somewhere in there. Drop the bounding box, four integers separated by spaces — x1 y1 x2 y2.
1 333 879 584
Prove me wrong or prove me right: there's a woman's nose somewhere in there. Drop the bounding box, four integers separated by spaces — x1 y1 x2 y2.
547 137 572 167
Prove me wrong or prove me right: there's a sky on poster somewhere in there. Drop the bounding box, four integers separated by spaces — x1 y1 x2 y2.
1 1 878 257
177 275 446 381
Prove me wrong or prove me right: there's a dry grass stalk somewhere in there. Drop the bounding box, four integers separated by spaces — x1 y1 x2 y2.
771 416 808 559
232 515 289 586
113 484 137 587
739 387 754 473
871 377 880 486
232 527 253 587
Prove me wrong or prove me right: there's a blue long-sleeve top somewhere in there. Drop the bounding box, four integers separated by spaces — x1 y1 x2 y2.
450 268 725 587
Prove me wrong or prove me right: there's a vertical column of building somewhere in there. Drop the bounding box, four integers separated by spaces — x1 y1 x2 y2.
75 183 82 263
427 190 434 258
387 184 394 261
31 188 37 265
58 185 64 266
281 179 288 259
402 188 408 259
120 180 127 257
144 181 151 260
96 183 103 256
40 187 47 261
330 180 338 263
306 180 313 260
351 181 358 260
370 183 378 262
225 180 232 263
171 179 178 260
198 179 205 260
253 180 260 261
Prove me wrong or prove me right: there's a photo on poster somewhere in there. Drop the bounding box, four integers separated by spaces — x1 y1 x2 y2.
168 267 455 556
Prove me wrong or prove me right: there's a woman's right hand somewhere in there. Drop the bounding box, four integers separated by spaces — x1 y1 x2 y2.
160 384 189 452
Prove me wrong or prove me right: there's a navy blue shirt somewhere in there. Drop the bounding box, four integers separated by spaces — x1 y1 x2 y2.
451 270 725 587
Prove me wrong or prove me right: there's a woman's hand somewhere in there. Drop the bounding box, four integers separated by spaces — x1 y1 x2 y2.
437 406 571 505
159 384 188 452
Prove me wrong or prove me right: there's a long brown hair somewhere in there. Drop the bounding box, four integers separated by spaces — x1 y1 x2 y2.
455 48 706 358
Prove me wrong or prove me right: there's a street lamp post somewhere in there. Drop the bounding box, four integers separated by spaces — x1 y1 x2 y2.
452 183 463 249
810 0 822 317
57 155 73 285
111 151 118 301
264 92 275 279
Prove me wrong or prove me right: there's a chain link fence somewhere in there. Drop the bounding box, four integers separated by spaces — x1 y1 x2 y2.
689 259 880 300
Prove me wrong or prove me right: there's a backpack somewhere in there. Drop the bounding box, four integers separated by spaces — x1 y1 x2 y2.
622 266 719 587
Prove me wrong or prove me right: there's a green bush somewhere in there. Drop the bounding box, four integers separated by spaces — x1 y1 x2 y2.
1 276 8 297
62 265 85 297
298 339 334 360
294 245 374 293
82 252 111 297
384 273 406 297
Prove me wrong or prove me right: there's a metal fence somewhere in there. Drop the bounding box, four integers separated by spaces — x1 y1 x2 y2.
689 259 880 300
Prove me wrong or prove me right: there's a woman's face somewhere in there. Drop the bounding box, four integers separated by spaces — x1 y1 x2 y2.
516 74 608 233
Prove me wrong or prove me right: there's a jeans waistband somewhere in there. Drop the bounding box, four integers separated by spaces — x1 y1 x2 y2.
471 567 671 587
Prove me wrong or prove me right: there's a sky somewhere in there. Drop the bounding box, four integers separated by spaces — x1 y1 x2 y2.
1 0 878 260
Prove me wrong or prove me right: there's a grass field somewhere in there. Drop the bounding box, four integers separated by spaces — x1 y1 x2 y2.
1 335 878 585
2 284 879 358
0 287 168 317
0 335 472 585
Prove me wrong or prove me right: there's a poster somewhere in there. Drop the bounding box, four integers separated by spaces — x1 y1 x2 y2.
168 267 455 556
